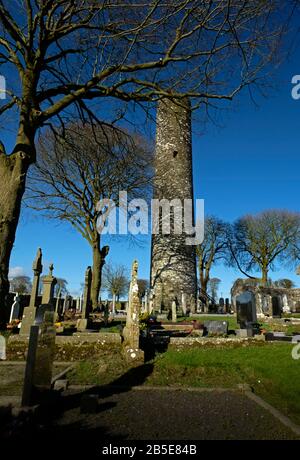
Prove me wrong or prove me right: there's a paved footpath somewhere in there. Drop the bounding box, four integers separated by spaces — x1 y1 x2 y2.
54 387 299 441
1 386 299 443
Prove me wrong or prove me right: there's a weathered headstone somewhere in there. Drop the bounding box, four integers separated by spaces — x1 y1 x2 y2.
189 294 196 314
181 291 187 316
55 287 62 319
236 291 257 328
77 266 92 331
42 264 57 305
35 304 55 326
22 311 56 406
144 290 149 313
219 297 225 313
9 293 21 323
21 325 39 406
171 300 177 323
0 335 6 360
149 292 154 315
20 248 43 336
34 311 56 389
225 298 230 313
122 260 144 363
103 300 109 326
204 320 228 336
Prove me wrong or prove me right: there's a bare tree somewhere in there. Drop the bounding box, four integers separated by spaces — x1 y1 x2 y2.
26 123 151 307
196 216 229 295
0 0 294 324
9 275 32 294
274 279 296 289
230 210 300 286
137 279 149 300
208 277 221 301
102 262 129 314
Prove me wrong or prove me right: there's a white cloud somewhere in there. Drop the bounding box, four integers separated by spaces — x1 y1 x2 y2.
9 266 27 279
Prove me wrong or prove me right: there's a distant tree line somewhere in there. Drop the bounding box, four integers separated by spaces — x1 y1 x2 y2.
197 210 300 295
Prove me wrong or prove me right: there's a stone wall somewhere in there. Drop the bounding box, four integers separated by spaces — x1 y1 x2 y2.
150 98 197 311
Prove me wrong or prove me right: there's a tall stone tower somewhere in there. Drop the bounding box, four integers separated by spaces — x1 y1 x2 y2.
150 98 197 311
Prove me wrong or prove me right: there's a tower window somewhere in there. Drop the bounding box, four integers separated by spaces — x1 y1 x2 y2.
173 150 178 158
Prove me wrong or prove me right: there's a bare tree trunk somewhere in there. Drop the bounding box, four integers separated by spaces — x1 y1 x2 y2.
199 271 209 313
0 152 30 327
261 267 268 287
112 293 116 316
91 237 102 309
200 272 208 294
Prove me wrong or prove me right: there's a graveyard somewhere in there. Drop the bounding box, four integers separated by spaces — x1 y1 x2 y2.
0 1 300 450
1 247 300 443
1 99 300 444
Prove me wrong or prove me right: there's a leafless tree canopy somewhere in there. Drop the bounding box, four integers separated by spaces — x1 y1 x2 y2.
0 0 294 142
196 216 229 293
230 210 300 285
26 123 152 245
102 262 129 299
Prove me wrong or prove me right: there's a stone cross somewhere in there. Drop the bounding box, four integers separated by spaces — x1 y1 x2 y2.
9 293 21 323
20 248 43 336
29 248 43 307
77 266 92 331
41 264 57 305
122 260 144 363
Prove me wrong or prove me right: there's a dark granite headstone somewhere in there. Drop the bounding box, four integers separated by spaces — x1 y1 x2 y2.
236 291 257 328
34 304 54 325
203 320 228 336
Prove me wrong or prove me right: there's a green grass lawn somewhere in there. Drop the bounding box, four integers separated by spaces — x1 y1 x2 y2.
67 341 300 425
178 315 300 335
178 315 238 330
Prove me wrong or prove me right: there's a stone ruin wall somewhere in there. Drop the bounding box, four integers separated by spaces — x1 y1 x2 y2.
231 279 300 317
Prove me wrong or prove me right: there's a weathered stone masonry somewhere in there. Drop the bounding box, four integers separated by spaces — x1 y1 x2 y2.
150 98 197 311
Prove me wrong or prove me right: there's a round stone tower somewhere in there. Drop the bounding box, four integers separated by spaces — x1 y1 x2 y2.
150 98 197 312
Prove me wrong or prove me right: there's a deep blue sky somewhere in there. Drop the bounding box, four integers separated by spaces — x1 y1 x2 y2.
8 47 300 299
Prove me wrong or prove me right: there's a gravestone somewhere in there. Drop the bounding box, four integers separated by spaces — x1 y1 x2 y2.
149 292 154 315
55 287 62 320
42 264 57 305
34 311 56 389
204 320 228 336
9 293 21 322
236 291 257 328
35 304 55 325
0 335 6 360
171 300 177 323
122 260 144 363
225 298 230 313
103 300 109 326
22 310 56 406
189 294 196 314
219 298 225 313
20 248 43 336
144 290 149 313
77 266 92 331
181 291 187 315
